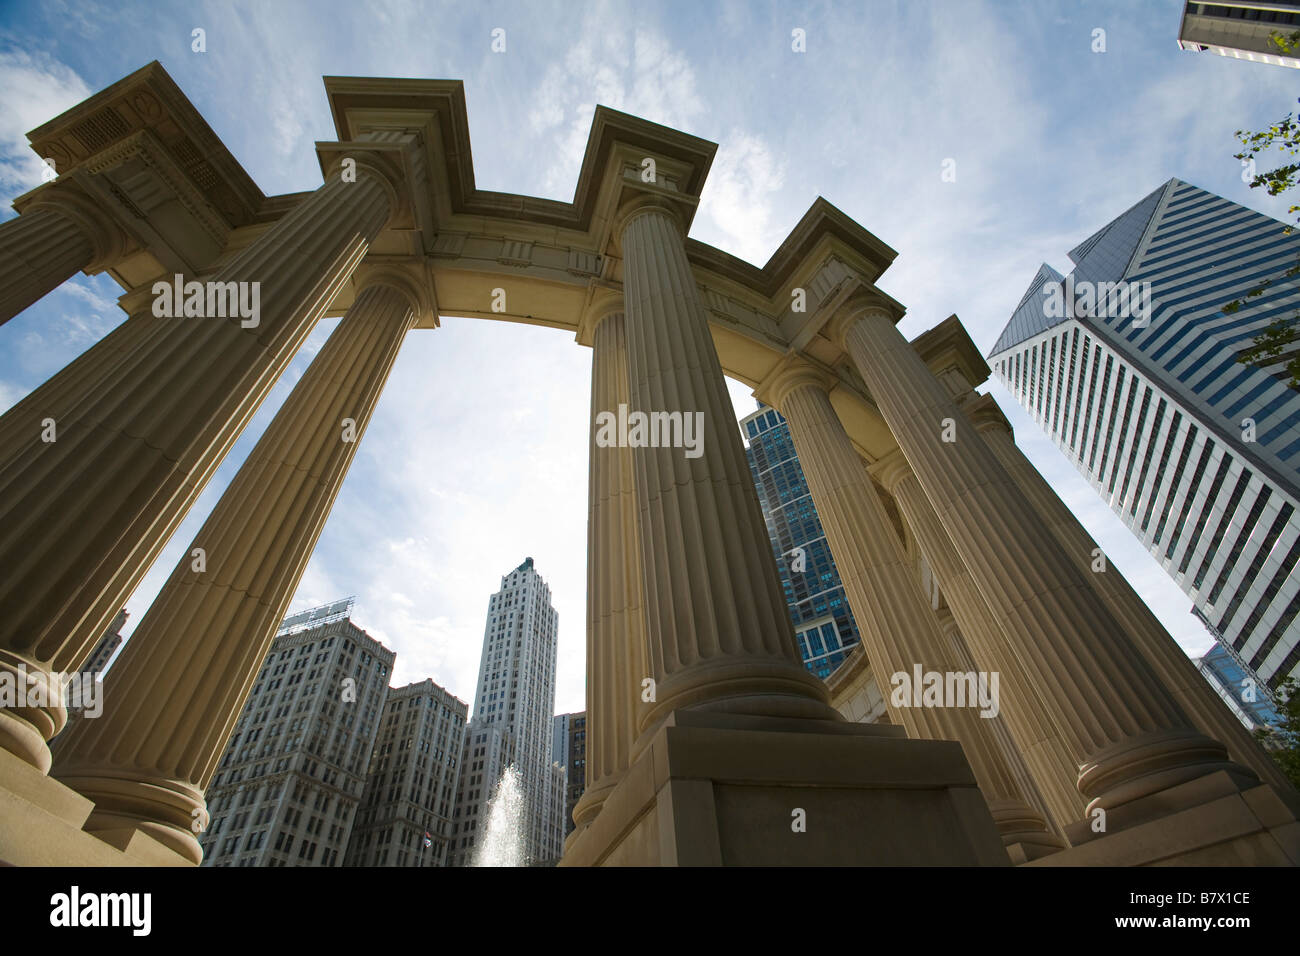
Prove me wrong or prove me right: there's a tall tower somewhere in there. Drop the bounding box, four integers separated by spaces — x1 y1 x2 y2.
741 403 865 679
449 558 561 865
988 178 1300 701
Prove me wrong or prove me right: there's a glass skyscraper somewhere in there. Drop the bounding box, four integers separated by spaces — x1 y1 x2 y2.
742 404 862 679
988 178 1300 702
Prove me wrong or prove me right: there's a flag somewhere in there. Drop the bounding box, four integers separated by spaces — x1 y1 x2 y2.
423 832 432 848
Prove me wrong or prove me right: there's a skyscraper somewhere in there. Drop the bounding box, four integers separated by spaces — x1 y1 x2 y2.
741 404 864 679
81 608 127 677
449 557 563 865
200 600 394 867
552 711 585 839
1197 643 1283 731
1177 1 1300 69
344 679 467 867
988 178 1300 699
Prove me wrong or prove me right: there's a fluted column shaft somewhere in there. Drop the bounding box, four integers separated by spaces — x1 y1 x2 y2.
775 376 1059 849
888 466 1086 826
571 311 646 832
0 207 96 326
0 168 392 773
53 281 416 863
976 415 1296 796
842 307 1247 812
932 604 1063 839
618 204 835 730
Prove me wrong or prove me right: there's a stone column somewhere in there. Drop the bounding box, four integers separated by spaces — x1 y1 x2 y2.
971 399 1297 796
770 368 1060 853
53 279 418 863
0 163 395 774
570 309 647 832
931 603 1063 841
0 192 123 326
617 200 836 730
879 453 1087 827
837 302 1250 814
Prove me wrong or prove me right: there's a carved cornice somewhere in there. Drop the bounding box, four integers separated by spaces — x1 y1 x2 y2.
26 60 264 229
962 391 1013 437
910 314 991 391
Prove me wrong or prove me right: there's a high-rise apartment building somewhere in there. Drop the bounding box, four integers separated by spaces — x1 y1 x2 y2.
344 679 467 867
552 711 585 839
1177 1 1300 69
449 557 562 865
200 600 394 867
989 178 1300 698
741 404 864 678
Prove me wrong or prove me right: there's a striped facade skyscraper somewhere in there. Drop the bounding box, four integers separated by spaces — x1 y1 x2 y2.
988 178 1300 701
741 404 863 679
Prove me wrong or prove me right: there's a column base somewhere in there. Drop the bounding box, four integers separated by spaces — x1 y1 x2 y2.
986 798 1067 860
560 709 1010 866
0 748 193 866
52 765 206 865
0 651 66 773
1028 770 1300 866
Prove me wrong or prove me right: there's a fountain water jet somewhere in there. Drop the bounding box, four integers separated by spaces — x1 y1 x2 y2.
472 765 526 866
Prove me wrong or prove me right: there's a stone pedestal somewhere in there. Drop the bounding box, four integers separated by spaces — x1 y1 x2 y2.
561 711 1011 866
1028 772 1300 866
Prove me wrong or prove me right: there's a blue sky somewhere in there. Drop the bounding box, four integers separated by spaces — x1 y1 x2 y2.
1 0 1296 716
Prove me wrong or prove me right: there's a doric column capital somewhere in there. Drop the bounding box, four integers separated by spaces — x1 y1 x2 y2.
27 185 129 273
825 288 904 349
315 145 406 231
760 355 837 411
612 194 688 245
351 260 437 327
868 447 913 496
575 293 625 347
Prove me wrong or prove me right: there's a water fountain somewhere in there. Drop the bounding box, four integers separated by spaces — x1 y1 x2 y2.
472 765 526 866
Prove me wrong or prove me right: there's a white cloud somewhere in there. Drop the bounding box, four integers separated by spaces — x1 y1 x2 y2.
0 49 91 206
